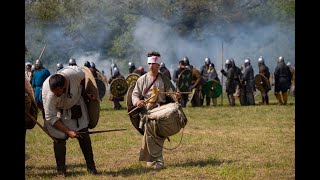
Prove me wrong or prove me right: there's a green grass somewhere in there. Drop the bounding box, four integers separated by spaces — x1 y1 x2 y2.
25 92 295 179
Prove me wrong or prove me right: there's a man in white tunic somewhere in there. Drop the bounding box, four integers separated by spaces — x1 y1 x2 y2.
132 51 187 169
42 66 97 176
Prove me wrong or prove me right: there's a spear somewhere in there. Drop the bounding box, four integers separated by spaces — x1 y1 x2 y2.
38 43 47 61
25 112 58 143
220 40 224 106
77 128 127 134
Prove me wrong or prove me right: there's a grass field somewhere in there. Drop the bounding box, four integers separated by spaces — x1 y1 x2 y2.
25 91 295 179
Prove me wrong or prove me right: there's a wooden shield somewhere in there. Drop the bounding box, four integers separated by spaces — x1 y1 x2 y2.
255 74 271 93
126 85 144 135
177 69 192 92
96 78 106 100
25 78 38 129
81 66 100 129
110 78 128 97
202 80 222 98
126 73 140 88
81 66 99 99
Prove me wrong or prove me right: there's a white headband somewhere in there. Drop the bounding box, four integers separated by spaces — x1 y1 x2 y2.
147 56 161 65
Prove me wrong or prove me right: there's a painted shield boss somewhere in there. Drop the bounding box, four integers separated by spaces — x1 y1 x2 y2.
126 73 140 88
110 78 128 97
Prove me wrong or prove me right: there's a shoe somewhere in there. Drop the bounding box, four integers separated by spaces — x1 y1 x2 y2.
57 170 66 177
88 167 98 175
146 161 164 169
153 162 164 169
146 161 156 168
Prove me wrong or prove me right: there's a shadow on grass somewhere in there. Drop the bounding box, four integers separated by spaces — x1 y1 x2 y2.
26 159 234 178
25 163 89 178
173 158 233 167
103 158 233 177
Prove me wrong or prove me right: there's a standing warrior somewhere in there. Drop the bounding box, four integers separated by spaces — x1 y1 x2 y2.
42 66 98 176
221 59 236 106
131 51 186 169
184 57 203 107
159 62 172 80
108 67 125 110
31 59 51 118
274 56 291 105
241 58 255 105
257 56 271 104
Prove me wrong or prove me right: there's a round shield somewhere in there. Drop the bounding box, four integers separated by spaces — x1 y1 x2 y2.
80 66 100 129
95 78 106 100
81 66 99 100
202 80 222 98
177 69 192 92
25 78 38 129
126 73 140 88
255 74 271 93
110 78 128 97
126 85 144 135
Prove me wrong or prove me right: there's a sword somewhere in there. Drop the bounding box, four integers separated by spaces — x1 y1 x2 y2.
77 128 127 134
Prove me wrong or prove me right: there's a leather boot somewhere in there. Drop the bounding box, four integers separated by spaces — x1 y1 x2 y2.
54 139 67 176
274 92 283 105
282 92 288 105
77 128 98 174
228 95 235 106
265 94 269 105
206 97 210 106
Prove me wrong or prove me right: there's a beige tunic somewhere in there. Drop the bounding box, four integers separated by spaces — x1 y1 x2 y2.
132 73 171 108
132 73 184 163
42 66 90 139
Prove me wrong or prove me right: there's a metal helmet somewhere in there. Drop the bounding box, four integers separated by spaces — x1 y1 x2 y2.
225 59 231 65
258 56 264 64
128 61 135 68
160 62 166 69
112 67 120 77
68 58 77 66
183 56 190 65
278 56 284 63
225 59 231 69
57 63 64 71
111 62 117 69
90 62 96 69
244 58 251 67
25 62 32 67
209 63 214 68
204 57 211 65
35 59 42 66
84 61 91 68
230 58 236 67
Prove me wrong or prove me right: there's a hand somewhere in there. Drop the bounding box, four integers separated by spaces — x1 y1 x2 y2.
136 100 145 108
67 130 80 138
220 69 225 74
175 92 181 100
